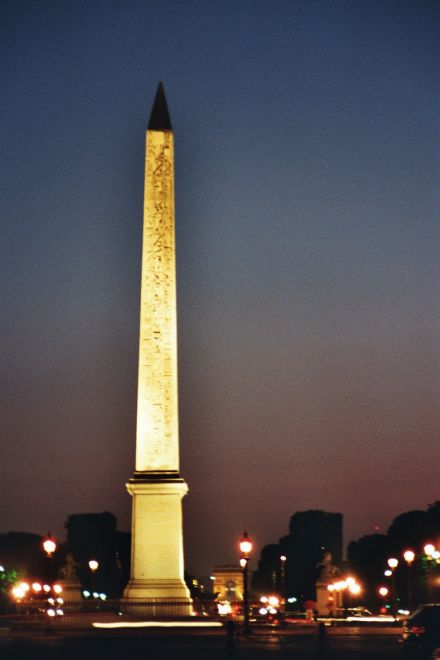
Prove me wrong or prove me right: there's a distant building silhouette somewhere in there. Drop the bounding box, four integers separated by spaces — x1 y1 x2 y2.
252 510 343 604
64 512 130 596
0 532 53 579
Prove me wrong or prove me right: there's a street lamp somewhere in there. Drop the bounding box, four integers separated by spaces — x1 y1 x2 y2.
88 560 99 595
403 550 415 611
42 534 57 557
387 558 398 615
42 533 57 585
239 531 253 634
378 585 389 613
280 555 287 609
424 543 435 602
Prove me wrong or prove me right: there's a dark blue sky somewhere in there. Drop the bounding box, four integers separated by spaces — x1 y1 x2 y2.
1 0 439 575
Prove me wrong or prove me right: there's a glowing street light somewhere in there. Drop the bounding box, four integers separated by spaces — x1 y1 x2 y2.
403 550 415 564
11 586 26 601
42 534 57 557
403 549 415 611
424 543 436 601
239 531 253 634
348 582 361 596
424 544 435 557
327 577 361 614
88 559 99 594
239 531 253 558
378 586 389 597
88 559 99 572
280 555 287 607
387 558 398 615
42 532 57 587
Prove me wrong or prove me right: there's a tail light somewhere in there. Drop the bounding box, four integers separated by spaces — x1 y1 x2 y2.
409 625 426 635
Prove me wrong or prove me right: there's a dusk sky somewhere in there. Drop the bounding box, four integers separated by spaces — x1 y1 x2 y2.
1 0 439 576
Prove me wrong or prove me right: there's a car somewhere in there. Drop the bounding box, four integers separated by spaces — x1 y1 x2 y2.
345 607 398 623
400 604 440 659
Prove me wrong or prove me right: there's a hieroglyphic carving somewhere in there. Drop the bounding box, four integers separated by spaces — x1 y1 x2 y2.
136 130 179 471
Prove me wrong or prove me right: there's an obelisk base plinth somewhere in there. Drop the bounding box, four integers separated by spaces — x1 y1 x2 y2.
123 476 192 616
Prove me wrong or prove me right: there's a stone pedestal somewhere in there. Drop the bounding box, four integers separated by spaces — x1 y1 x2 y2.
58 578 83 603
123 476 192 615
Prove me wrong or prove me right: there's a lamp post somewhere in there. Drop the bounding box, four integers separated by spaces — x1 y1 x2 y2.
387 558 398 615
42 533 57 584
378 586 389 613
424 544 435 602
403 550 415 611
280 555 286 611
239 531 253 634
88 560 99 595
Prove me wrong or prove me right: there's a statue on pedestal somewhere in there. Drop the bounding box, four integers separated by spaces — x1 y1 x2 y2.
315 552 341 616
58 553 82 603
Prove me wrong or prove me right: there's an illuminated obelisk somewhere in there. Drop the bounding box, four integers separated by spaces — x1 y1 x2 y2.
124 84 191 611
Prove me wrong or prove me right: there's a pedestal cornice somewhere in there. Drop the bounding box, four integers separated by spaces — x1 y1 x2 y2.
126 473 188 496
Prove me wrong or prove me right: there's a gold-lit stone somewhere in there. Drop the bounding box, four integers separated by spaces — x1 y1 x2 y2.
136 129 179 472
123 88 191 610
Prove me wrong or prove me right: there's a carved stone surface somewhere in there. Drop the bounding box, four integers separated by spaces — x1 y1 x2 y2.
136 130 179 472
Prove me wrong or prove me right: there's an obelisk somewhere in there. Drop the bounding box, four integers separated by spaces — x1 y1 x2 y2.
123 84 191 612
